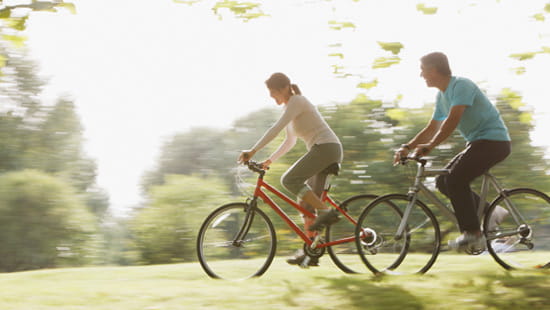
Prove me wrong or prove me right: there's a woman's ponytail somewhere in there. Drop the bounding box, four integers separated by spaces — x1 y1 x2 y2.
290 84 302 95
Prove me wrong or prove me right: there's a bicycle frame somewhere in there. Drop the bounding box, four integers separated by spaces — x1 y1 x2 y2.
247 170 358 249
396 159 525 238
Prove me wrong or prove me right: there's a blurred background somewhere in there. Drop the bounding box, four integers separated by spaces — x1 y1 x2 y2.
0 0 548 270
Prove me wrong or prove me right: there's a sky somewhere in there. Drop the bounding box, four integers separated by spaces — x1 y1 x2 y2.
22 0 550 215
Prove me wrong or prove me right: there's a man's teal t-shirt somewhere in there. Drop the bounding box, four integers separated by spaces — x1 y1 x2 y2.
432 76 511 142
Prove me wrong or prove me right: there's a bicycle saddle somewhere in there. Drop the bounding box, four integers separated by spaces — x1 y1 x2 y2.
323 163 341 176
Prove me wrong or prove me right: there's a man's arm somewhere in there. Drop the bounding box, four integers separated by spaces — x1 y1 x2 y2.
393 119 441 164
405 119 442 150
417 105 466 155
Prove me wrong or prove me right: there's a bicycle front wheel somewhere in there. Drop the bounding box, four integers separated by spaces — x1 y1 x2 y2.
326 194 378 274
355 194 441 275
196 202 277 280
484 188 550 270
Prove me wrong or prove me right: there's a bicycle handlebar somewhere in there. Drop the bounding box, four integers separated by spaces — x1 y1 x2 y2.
399 155 428 166
243 161 267 174
246 156 427 173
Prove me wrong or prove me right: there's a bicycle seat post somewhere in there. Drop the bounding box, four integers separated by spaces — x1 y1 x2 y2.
310 234 322 249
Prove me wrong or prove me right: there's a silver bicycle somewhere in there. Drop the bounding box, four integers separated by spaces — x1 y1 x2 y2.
354 156 550 275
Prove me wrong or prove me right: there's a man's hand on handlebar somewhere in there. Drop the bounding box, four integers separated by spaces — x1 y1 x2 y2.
394 143 434 166
414 143 433 157
393 145 410 166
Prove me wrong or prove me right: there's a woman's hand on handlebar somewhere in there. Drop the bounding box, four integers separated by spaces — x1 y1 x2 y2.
259 159 272 170
238 149 256 163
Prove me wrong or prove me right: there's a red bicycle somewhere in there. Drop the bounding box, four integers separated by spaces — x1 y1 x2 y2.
196 161 377 280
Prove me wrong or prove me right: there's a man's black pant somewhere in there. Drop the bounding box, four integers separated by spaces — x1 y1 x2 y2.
435 139 511 232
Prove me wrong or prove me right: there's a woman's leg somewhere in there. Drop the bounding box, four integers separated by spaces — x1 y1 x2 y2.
281 143 342 231
285 145 339 266
281 143 342 203
300 174 326 239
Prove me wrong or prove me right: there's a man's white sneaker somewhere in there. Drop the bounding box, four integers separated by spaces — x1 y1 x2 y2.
448 232 486 253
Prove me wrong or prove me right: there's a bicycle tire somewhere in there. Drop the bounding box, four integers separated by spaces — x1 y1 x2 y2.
355 194 441 275
484 188 550 270
196 202 277 280
326 194 378 274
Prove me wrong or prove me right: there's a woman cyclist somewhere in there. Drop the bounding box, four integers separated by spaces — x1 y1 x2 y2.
238 72 343 267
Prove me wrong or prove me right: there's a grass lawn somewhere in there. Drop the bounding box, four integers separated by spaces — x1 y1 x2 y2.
0 253 548 310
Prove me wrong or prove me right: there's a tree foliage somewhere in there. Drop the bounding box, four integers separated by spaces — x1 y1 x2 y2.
0 170 99 272
0 0 76 72
0 42 108 219
173 0 266 21
141 107 279 195
173 0 550 83
0 95 108 217
490 89 550 192
131 175 228 264
0 9 109 270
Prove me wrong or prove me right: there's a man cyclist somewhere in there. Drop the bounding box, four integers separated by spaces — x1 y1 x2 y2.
394 52 512 252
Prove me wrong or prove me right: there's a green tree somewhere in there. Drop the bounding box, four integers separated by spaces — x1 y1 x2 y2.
0 1 75 72
0 112 25 172
1 95 109 218
0 29 108 268
31 98 99 192
0 50 108 218
131 175 228 264
99 215 140 266
0 170 99 272
141 127 226 189
490 89 550 192
141 107 280 195
0 46 46 173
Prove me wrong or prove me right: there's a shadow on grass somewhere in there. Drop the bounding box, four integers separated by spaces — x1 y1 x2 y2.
477 272 550 310
280 270 550 310
317 276 425 310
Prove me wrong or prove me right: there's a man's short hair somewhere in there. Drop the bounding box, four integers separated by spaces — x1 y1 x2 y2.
421 52 452 76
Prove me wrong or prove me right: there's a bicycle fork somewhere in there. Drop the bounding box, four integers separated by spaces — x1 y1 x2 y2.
393 184 421 241
232 198 258 247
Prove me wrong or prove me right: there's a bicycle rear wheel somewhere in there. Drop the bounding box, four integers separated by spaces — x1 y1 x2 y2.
484 188 550 270
196 202 276 280
326 194 377 274
355 194 441 275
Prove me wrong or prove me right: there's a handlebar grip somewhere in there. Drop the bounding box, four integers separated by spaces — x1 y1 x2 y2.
400 155 427 166
244 161 266 173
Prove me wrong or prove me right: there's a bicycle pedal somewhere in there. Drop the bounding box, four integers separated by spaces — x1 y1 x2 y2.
300 256 311 269
465 245 485 255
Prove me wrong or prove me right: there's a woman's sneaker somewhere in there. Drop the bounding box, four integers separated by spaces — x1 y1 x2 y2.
286 250 319 267
448 232 486 253
308 209 340 231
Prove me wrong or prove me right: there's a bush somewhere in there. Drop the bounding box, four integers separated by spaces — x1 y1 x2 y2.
0 170 99 272
131 174 229 264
